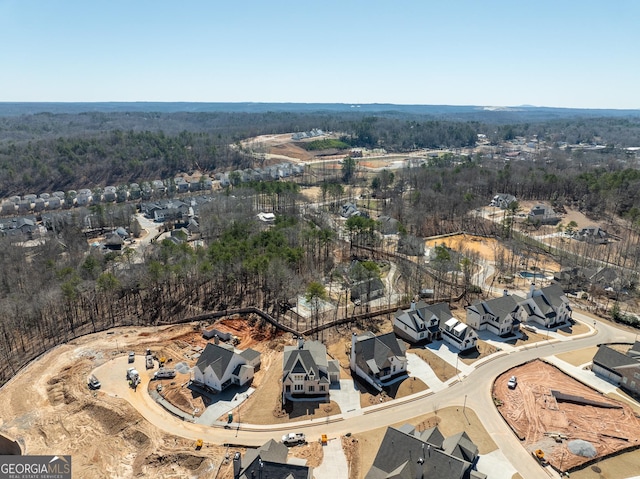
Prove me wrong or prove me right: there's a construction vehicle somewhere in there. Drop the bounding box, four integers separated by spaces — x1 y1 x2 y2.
195 439 203 450
88 375 101 390
126 368 140 388
153 368 176 380
282 433 306 446
145 350 154 370
532 449 548 466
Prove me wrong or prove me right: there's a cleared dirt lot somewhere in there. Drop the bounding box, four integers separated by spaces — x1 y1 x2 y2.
0 324 230 478
494 359 640 473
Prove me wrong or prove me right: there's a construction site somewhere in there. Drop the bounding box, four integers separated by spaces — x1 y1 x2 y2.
493 359 640 474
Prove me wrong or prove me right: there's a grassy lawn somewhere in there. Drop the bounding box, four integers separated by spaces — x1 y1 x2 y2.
408 348 459 382
555 346 598 367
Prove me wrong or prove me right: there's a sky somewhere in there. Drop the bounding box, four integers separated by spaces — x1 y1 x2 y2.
1 0 639 109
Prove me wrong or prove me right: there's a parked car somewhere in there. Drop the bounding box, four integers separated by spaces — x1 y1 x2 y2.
507 376 517 389
128 351 135 363
282 432 306 446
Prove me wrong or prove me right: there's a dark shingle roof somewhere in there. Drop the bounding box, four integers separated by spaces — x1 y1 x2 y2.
355 332 405 375
593 345 638 372
365 427 474 479
239 439 311 479
195 343 235 378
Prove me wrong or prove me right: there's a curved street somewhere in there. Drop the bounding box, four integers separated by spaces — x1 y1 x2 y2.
95 311 637 479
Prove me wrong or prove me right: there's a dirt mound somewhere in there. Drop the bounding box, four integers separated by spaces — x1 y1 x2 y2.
162 386 205 415
46 376 77 406
123 429 150 448
82 403 139 436
145 453 207 471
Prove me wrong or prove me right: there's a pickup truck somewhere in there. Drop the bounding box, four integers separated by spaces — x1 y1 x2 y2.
282 433 306 446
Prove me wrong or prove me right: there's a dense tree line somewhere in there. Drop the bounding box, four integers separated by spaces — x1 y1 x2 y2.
3 111 640 198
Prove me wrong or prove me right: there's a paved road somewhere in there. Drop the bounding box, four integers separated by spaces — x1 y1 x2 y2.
96 312 636 479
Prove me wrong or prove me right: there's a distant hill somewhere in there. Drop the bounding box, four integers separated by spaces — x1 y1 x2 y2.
1 102 639 123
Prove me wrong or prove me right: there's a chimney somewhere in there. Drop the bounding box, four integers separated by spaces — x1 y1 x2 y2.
528 283 535 298
503 289 508 296
298 336 304 349
410 300 416 311
214 334 219 345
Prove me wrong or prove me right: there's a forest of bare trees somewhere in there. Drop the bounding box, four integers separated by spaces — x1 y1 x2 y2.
2 110 640 386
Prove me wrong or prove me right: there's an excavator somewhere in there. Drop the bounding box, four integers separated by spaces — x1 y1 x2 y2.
532 449 548 466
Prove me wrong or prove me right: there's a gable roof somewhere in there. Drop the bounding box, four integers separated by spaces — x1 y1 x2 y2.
283 340 329 382
484 294 520 319
355 332 406 373
239 440 311 479
593 345 638 372
539 283 567 309
365 426 480 479
195 343 236 378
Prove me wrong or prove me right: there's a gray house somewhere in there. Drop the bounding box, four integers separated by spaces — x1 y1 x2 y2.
233 439 312 479
592 342 640 395
366 424 486 479
350 332 407 391
528 204 560 225
575 225 608 244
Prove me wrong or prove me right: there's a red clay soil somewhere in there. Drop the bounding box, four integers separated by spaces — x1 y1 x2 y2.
494 359 640 472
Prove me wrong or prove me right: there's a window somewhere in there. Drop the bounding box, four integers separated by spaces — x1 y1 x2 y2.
285 385 291 392
308 385 315 392
320 385 325 392
294 384 303 391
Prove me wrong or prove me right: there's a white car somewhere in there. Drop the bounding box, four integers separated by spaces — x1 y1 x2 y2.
507 376 517 389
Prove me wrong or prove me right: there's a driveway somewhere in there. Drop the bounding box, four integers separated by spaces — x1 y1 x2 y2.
313 437 349 479
406 352 446 392
424 340 475 377
329 380 361 417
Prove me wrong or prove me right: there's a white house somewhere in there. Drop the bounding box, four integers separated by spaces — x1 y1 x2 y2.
466 294 521 336
516 283 572 328
193 342 260 392
441 318 478 352
393 301 451 344
350 332 407 391
282 339 340 402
